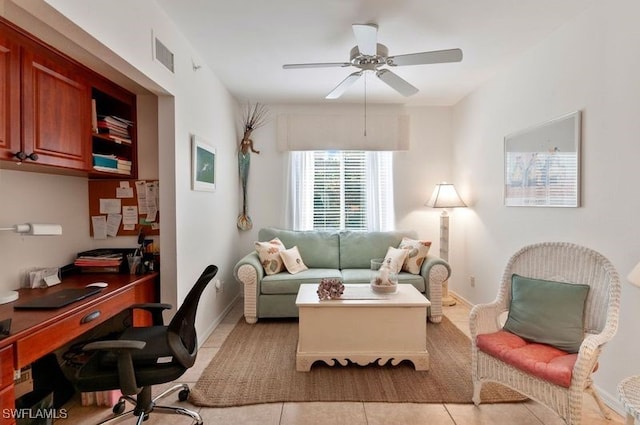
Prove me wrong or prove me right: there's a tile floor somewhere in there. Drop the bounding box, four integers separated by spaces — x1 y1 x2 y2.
57 299 624 425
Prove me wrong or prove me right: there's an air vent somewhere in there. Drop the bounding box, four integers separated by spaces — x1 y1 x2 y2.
154 37 174 73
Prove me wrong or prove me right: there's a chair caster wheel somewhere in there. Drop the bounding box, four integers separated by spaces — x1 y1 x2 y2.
178 388 190 401
113 401 126 415
142 413 149 421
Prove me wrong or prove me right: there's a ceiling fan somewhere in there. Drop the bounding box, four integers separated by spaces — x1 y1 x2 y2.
282 23 463 99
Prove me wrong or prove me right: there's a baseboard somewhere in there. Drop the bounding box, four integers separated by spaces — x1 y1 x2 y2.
198 294 241 348
448 290 473 308
595 383 625 417
449 290 626 417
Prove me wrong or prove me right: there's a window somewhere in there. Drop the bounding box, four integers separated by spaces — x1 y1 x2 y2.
287 151 394 231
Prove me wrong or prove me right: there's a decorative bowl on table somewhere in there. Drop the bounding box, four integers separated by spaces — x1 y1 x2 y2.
370 281 398 294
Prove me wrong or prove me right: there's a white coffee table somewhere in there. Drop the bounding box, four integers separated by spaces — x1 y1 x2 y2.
295 283 431 372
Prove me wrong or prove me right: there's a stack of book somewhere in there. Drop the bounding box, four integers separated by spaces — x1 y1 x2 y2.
75 252 123 273
97 115 133 144
92 153 132 175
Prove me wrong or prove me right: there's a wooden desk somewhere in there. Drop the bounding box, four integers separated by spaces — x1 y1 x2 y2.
0 272 158 423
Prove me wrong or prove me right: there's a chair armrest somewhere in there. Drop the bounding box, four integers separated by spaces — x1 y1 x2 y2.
234 252 264 324
129 303 172 325
571 331 615 387
82 339 146 396
419 255 451 323
469 301 506 340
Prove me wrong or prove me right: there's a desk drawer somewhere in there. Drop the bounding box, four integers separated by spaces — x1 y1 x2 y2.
0 384 16 425
0 346 13 390
15 289 136 368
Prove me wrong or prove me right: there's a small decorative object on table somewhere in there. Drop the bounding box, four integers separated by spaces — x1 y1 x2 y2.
370 258 398 294
316 278 345 300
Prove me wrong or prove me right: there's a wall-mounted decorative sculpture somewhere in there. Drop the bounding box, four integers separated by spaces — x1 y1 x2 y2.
237 103 268 231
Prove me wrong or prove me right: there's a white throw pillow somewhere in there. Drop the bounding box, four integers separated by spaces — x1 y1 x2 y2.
280 246 308 274
399 237 432 274
382 246 409 274
255 238 286 275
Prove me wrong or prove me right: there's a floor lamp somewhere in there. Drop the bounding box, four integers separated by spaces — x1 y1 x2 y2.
425 182 466 306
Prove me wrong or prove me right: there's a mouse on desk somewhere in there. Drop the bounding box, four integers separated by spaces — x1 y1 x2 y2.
86 282 108 288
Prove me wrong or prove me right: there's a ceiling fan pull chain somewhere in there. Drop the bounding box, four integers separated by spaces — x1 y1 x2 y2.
364 72 367 137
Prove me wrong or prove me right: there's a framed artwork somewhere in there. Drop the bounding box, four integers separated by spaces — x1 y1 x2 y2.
191 135 216 191
504 111 581 207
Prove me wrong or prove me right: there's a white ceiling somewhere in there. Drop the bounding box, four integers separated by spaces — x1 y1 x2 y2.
155 0 594 106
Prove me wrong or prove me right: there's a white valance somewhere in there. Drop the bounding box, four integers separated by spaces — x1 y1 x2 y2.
277 113 410 151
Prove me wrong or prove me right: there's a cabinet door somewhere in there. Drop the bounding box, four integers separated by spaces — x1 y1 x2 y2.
0 29 21 161
21 46 91 170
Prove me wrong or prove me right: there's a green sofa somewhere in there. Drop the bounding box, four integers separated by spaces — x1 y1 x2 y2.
234 227 451 324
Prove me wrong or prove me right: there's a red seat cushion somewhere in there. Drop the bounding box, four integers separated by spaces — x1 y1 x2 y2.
476 330 577 388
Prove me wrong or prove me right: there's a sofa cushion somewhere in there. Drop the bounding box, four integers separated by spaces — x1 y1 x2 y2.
399 237 432 274
261 269 342 295
503 274 589 353
476 330 577 388
255 238 286 275
259 227 339 269
339 230 416 269
280 246 308 274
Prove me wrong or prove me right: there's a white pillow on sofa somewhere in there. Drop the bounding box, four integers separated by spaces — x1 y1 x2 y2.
255 238 286 275
399 237 432 274
382 246 409 274
280 246 308 274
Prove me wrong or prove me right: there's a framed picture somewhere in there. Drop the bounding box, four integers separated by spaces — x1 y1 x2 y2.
504 111 581 207
191 135 216 191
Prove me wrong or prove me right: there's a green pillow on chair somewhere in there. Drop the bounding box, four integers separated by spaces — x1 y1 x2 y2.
503 274 590 353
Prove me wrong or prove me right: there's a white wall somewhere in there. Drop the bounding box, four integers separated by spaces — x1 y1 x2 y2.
1 0 242 341
236 103 453 254
450 0 640 410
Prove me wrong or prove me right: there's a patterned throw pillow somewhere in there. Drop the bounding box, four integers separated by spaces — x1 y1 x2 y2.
399 237 432 274
382 246 409 274
280 246 309 274
255 238 286 275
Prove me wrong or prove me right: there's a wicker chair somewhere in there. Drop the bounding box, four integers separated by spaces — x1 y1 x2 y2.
470 242 621 425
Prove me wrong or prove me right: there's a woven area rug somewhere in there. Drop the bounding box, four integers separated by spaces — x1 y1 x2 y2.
190 316 526 407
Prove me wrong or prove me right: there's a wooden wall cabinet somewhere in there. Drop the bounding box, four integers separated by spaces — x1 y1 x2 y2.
21 44 91 170
0 19 137 178
0 27 22 162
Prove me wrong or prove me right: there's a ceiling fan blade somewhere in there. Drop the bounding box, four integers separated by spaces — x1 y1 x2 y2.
387 48 463 67
326 71 363 99
283 62 351 69
376 69 418 97
352 23 378 56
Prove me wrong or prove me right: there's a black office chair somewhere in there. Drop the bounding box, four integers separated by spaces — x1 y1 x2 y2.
74 265 218 425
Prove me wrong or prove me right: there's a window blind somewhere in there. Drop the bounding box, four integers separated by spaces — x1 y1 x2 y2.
290 151 393 231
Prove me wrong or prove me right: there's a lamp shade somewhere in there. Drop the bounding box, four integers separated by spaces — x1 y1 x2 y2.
628 261 640 287
425 183 467 209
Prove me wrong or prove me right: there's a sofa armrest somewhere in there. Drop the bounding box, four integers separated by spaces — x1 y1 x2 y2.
234 252 264 324
420 255 451 324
